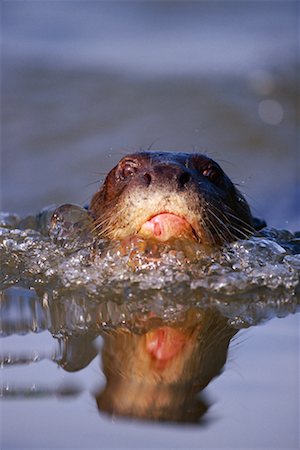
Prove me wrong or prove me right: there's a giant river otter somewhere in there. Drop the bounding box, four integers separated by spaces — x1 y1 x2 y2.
90 151 260 245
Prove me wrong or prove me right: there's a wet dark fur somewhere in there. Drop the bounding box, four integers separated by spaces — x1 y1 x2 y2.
90 152 263 245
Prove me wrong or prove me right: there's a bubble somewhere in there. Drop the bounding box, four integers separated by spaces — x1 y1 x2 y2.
258 99 283 125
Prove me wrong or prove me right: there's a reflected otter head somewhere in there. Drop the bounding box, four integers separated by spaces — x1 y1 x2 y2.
90 152 255 245
95 308 237 422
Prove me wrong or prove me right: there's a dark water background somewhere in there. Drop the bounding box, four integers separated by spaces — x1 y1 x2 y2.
1 1 300 449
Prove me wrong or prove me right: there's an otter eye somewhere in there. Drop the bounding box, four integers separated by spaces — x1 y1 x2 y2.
118 159 139 180
202 164 223 185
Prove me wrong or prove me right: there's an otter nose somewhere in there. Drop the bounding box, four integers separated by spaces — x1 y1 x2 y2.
143 164 191 189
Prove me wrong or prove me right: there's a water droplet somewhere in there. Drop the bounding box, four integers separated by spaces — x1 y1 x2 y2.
258 99 283 125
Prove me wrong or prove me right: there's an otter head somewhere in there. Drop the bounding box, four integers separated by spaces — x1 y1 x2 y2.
90 152 257 245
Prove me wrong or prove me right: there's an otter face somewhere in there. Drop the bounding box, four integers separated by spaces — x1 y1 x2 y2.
90 152 255 245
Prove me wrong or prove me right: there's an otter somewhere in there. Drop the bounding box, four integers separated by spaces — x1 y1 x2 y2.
90 152 264 245
96 308 237 422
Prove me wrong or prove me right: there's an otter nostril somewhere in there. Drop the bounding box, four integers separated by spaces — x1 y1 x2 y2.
178 172 190 188
143 172 152 187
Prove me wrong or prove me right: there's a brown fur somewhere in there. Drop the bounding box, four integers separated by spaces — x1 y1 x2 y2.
90 152 254 245
95 308 237 422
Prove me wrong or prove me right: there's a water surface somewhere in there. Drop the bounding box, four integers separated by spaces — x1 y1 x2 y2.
1 2 299 449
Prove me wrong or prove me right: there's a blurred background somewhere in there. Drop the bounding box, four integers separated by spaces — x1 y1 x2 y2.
2 1 299 229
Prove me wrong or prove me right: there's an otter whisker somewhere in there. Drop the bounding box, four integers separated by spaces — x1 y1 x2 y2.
94 204 131 238
196 313 234 356
225 211 255 235
92 216 116 236
229 223 253 240
215 215 252 240
216 209 254 239
83 179 104 189
93 214 114 231
206 208 234 243
204 213 228 244
200 216 218 245
92 215 117 237
207 203 254 239
93 202 128 228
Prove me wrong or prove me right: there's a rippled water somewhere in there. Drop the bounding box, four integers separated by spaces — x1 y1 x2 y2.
1 208 300 324
1 208 299 445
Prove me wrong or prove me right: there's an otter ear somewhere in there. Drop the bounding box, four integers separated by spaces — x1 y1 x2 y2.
252 216 267 231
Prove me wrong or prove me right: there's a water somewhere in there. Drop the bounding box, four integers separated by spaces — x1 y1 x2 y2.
0 207 299 448
1 2 300 449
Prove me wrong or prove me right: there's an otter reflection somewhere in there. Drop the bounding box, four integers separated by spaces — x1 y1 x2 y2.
95 308 237 423
2 286 298 422
0 287 238 422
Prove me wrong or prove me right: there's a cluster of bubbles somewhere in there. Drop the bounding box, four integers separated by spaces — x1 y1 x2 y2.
0 205 299 329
